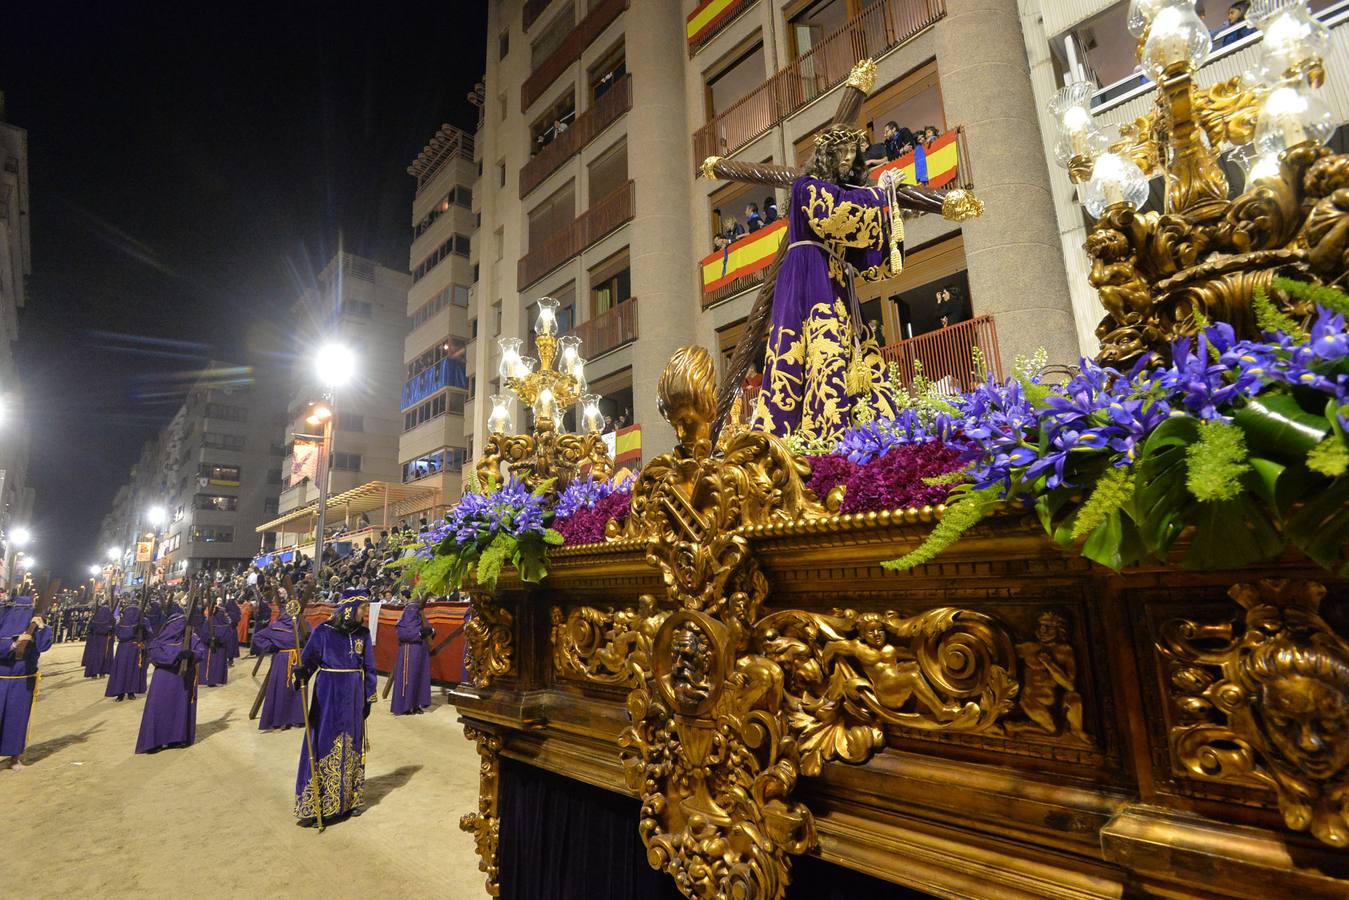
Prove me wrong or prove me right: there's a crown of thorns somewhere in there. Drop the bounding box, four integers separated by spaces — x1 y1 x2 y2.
814 126 868 151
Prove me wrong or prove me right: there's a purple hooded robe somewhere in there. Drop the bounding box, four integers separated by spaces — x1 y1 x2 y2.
105 604 148 696
750 175 899 442
251 613 306 731
134 606 206 753
224 597 242 661
195 606 230 687
390 601 433 715
294 599 376 821
82 603 116 678
0 597 53 756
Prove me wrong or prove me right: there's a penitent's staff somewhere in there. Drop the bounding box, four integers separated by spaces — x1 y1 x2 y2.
287 593 324 833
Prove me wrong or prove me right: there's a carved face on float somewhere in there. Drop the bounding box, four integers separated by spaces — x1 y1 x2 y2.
1036 612 1069 644
1257 671 1349 779
857 614 887 649
671 623 713 709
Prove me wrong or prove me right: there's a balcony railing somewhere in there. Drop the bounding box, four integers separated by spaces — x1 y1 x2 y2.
572 297 638 358
692 0 946 164
518 180 635 289
687 0 754 55
522 0 554 32
879 314 1002 394
521 75 631 198
401 358 469 411
522 0 628 112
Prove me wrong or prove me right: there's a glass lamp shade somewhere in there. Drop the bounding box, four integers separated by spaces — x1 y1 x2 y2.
1127 0 1167 36
497 337 523 382
1255 83 1334 152
556 335 582 373
1141 0 1211 80
1049 82 1110 167
571 357 588 395
518 356 537 378
486 395 513 435
534 296 559 336
1228 143 1284 187
1252 0 1329 75
580 394 605 434
1082 152 1151 218
534 387 557 421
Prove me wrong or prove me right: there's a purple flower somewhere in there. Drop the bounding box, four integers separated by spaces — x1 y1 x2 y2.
555 488 632 544
840 441 964 513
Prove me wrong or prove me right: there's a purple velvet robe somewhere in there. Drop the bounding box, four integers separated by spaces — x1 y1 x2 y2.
294 619 376 820
105 605 148 697
224 598 242 661
0 597 53 756
751 175 899 441
196 608 230 687
135 610 206 753
82 604 116 678
251 614 306 731
390 602 433 715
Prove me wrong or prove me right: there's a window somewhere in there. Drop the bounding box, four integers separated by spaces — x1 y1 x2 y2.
412 235 472 282
529 93 577 156
401 391 465 431
268 467 282 485
498 161 506 188
467 374 477 399
588 140 628 206
193 494 239 512
471 318 479 338
406 336 468 380
495 227 504 261
401 447 471 483
589 251 631 315
331 452 362 472
340 299 373 318
339 413 364 433
264 497 279 516
528 181 576 252
589 42 626 101
473 263 480 283
200 463 241 485
410 284 468 329
531 7 573 69
499 29 509 59
202 432 245 451
191 525 235 544
704 41 766 119
414 193 452 238
205 403 246 422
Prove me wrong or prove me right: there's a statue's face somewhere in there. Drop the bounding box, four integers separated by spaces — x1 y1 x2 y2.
671 624 712 709
859 620 886 648
669 403 707 451
1260 674 1349 779
839 144 859 178
1037 614 1066 644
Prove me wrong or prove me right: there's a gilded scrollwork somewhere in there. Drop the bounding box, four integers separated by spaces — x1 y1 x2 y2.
550 597 666 686
460 725 503 897
463 594 514 689
1158 579 1349 849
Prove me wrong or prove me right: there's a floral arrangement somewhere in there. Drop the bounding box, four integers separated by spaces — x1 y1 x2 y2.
392 477 562 593
883 278 1349 577
554 474 633 544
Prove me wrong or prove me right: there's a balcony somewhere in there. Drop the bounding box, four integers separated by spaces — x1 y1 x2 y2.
522 0 628 112
572 297 638 359
687 0 754 55
401 358 468 411
879 314 1002 394
521 75 632 198
692 0 946 164
522 0 554 32
518 180 635 289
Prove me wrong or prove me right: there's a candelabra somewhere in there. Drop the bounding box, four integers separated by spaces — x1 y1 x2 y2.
476 297 613 493
1046 0 1345 365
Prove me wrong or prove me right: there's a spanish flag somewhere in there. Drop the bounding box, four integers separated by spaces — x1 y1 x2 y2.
700 219 786 294
688 0 744 48
614 424 642 468
871 129 960 189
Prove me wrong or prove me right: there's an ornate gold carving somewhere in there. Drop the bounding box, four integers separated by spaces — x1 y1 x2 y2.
1006 610 1094 746
550 599 666 686
460 725 503 897
754 607 1020 773
699 155 724 180
845 58 876 93
940 188 984 222
1159 579 1349 848
477 428 612 495
463 594 514 689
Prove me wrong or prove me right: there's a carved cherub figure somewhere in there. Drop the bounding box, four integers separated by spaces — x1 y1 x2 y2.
1006 611 1092 746
822 612 966 722
670 622 714 711
1086 226 1153 364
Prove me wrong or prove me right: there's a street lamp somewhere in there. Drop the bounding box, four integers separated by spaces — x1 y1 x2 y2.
4 526 30 592
304 341 353 580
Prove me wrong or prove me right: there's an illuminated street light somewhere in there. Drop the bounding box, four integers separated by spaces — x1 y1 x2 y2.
107 546 121 561
19 557 35 570
147 505 167 526
314 343 355 388
88 564 101 577
10 527 30 548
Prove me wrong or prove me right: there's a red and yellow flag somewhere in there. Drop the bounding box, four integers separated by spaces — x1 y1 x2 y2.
687 0 744 48
700 219 786 294
871 129 960 189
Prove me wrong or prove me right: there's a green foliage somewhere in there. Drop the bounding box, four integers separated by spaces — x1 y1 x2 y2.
1307 435 1349 477
1185 420 1250 502
1253 285 1308 342
786 431 837 457
1070 466 1135 540
1272 276 1349 317
881 487 1000 572
921 469 970 487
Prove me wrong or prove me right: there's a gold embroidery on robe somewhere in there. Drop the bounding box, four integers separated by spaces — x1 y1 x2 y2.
295 731 365 818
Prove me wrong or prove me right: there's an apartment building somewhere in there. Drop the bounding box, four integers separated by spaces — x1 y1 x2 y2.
469 0 1081 462
400 125 477 511
1018 0 1349 353
276 252 410 518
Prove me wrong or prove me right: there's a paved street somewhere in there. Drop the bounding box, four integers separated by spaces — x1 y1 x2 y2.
9 642 488 899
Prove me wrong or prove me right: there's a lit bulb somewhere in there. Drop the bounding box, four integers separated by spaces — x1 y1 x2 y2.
497 337 523 382
1127 0 1167 35
1141 0 1211 80
580 394 605 434
533 387 557 421
1255 83 1334 152
1082 152 1151 217
1254 1 1329 75
556 335 581 374
486 394 513 434
1048 82 1109 167
534 297 559 337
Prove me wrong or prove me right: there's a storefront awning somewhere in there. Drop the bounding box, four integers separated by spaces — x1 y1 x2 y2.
254 481 437 534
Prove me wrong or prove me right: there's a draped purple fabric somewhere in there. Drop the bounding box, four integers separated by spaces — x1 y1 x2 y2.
390 602 433 715
0 597 52 756
196 608 230 687
294 618 376 820
252 614 306 730
82 604 116 678
105 605 147 696
134 610 205 753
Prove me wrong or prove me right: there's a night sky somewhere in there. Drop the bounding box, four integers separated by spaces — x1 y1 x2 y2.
0 2 488 584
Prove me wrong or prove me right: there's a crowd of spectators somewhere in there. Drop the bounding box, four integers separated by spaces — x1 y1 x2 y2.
711 197 780 251
863 121 945 182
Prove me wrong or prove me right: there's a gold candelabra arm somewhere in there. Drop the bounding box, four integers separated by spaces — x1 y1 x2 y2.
535 333 557 371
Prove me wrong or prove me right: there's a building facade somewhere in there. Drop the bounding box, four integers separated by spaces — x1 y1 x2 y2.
277 252 410 517
400 125 476 512
1018 0 1349 354
0 93 34 584
467 0 1083 465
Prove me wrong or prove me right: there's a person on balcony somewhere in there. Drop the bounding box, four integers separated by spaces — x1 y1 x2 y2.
745 203 764 233
934 285 970 329
763 196 779 225
1216 1 1254 47
751 125 903 442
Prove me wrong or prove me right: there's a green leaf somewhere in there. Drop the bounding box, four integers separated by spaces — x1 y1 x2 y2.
474 533 515 589
1183 496 1283 570
531 477 557 497
1285 476 1349 577
1233 394 1330 464
1081 509 1146 572
1135 416 1199 555
543 528 565 546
